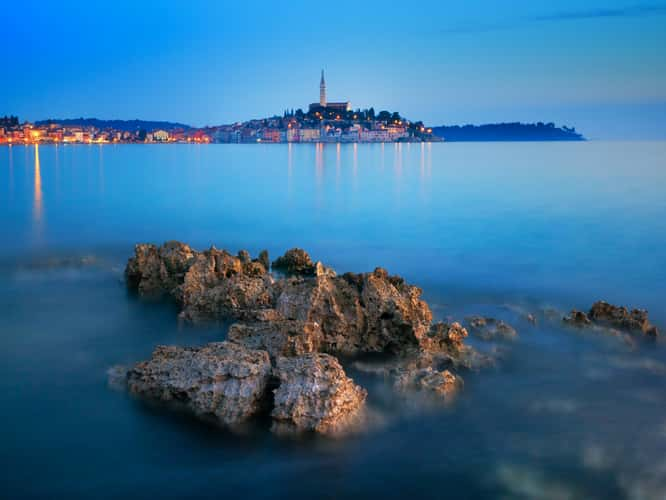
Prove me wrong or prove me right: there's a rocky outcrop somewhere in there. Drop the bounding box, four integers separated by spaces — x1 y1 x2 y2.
564 301 659 338
466 316 518 341
123 242 489 426
112 342 369 435
125 241 196 296
126 244 437 356
271 353 367 435
120 341 272 426
271 248 317 276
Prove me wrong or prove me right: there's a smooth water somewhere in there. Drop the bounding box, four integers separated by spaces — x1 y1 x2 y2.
1 142 665 499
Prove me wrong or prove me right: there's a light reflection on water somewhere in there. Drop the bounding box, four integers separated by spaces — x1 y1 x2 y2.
32 144 43 239
0 142 665 498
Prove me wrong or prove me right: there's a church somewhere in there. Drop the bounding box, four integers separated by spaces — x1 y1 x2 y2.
308 70 351 113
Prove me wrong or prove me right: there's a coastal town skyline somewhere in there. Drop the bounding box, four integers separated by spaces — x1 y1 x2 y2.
5 0 666 139
0 70 583 145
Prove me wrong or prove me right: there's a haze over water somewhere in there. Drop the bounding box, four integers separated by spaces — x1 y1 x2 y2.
1 142 666 498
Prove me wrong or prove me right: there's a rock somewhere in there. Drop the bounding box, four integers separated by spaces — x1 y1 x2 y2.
563 309 592 326
126 242 438 355
589 301 658 337
465 316 518 341
121 341 272 426
271 248 316 276
125 241 195 296
258 250 270 270
237 250 251 263
419 322 468 352
271 353 367 435
227 320 322 359
394 366 463 398
123 241 491 412
564 301 658 338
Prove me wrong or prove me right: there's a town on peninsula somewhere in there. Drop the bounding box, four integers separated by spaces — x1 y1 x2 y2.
0 71 583 145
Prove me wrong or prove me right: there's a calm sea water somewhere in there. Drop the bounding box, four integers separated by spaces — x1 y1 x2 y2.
1 142 665 499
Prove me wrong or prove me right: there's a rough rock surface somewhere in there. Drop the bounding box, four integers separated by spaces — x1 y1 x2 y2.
564 301 658 338
126 244 436 356
125 241 196 296
123 242 489 418
271 353 367 434
121 341 272 426
271 248 317 276
466 316 518 341
227 320 322 359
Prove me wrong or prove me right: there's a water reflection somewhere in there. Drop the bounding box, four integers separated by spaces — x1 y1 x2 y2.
98 145 105 194
336 143 341 188
352 143 358 191
33 145 43 238
8 144 13 198
287 143 293 199
315 143 324 185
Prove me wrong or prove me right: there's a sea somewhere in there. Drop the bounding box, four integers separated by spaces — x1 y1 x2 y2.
1 141 665 499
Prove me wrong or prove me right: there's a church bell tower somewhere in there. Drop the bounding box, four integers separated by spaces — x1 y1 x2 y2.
319 69 327 107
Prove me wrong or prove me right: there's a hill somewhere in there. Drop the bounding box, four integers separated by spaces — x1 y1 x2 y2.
431 122 584 141
34 118 192 132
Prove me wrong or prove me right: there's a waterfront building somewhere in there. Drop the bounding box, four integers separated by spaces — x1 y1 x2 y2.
287 128 300 142
299 128 321 142
260 129 281 143
152 130 169 142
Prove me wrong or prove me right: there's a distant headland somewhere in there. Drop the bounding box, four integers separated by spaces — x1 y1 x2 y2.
431 122 584 141
1 71 584 145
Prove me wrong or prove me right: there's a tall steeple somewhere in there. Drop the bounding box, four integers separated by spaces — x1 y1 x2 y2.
319 69 326 107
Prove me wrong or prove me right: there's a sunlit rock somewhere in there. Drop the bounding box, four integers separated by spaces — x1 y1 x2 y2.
271 248 317 276
271 353 367 435
117 341 273 426
563 300 659 339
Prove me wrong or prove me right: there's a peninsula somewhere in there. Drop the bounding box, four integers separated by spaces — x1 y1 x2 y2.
1 71 584 145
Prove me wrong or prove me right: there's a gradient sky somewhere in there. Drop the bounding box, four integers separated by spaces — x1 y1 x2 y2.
4 0 666 138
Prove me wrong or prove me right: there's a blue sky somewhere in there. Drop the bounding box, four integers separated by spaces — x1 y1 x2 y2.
4 0 666 138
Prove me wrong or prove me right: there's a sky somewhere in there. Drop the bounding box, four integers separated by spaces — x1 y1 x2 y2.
3 0 666 139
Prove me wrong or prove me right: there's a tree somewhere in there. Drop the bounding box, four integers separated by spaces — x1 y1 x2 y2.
377 110 391 122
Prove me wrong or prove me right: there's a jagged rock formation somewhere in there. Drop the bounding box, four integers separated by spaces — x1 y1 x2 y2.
121 342 272 426
113 342 367 435
466 316 518 341
271 353 367 434
125 243 436 356
564 300 659 338
120 241 493 434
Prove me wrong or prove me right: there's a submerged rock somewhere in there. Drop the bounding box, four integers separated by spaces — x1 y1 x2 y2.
394 366 463 399
589 301 658 337
120 341 273 426
564 301 659 338
563 309 592 327
271 353 367 435
419 321 469 353
466 316 518 341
